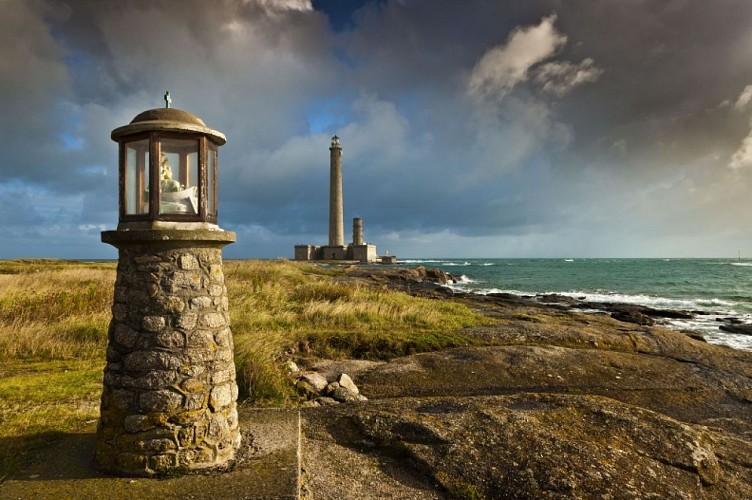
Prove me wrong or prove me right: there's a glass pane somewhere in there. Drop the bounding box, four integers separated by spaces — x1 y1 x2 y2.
124 139 149 215
159 138 199 215
207 146 217 216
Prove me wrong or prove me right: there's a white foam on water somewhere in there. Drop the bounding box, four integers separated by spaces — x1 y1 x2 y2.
453 274 475 284
446 284 752 351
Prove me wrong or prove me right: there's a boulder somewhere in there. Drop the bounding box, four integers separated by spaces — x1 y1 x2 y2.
611 309 655 326
338 373 360 394
719 323 752 336
301 372 329 392
304 393 742 499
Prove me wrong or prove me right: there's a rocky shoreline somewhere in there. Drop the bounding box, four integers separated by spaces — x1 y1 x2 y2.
348 265 752 340
299 266 752 498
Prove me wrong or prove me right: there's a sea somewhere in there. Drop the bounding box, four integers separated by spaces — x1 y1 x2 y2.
398 258 752 352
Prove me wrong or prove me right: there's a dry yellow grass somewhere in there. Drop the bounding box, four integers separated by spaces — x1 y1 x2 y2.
224 260 493 404
0 262 114 361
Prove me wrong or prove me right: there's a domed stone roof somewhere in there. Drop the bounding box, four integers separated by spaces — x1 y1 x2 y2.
130 108 207 127
111 107 226 145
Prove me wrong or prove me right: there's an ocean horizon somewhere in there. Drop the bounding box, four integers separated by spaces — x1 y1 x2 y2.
397 258 752 352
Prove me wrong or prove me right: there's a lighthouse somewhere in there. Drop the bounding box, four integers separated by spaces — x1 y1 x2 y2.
294 135 386 263
328 135 344 247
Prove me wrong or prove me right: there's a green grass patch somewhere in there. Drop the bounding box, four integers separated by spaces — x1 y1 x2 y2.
0 359 103 480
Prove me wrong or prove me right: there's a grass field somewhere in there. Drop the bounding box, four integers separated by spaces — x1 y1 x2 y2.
0 258 493 479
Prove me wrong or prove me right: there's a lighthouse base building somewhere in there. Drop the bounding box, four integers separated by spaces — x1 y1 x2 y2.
295 217 379 262
294 242 378 263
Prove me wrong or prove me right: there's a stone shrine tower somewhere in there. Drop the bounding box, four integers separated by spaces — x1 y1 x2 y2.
95 100 240 476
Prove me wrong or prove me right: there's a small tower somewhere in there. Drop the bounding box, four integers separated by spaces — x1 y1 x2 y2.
353 217 364 246
328 135 344 247
95 100 240 476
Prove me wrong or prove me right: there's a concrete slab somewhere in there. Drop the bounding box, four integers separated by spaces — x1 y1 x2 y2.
0 408 300 500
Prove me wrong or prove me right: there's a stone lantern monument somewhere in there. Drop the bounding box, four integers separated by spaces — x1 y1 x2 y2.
95 95 240 476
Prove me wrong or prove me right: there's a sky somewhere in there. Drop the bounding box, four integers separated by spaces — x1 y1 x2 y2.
3 0 752 259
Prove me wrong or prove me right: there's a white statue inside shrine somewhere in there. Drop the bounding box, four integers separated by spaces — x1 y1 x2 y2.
159 154 198 214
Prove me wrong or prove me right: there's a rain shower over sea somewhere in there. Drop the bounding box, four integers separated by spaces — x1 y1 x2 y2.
399 258 752 351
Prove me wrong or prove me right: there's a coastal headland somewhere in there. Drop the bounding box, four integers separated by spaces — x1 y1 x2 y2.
1 263 750 498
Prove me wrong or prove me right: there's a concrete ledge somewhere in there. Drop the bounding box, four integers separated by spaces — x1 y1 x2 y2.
102 229 236 245
0 408 300 500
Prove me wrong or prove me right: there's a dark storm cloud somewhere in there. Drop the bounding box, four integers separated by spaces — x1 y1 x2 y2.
1 0 752 258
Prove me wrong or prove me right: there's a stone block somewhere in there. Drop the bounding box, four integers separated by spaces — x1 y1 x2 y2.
136 438 177 453
195 446 216 464
106 345 122 362
209 384 234 411
179 254 199 270
121 370 179 390
112 303 128 321
154 330 185 348
142 315 166 333
214 328 232 348
112 389 135 411
140 389 184 413
124 414 158 433
194 422 208 444
200 312 226 328
206 412 230 443
175 312 198 330
211 369 232 385
227 406 239 428
186 329 215 348
113 324 139 348
103 371 121 387
184 347 213 366
148 453 178 473
177 427 195 447
171 409 207 426
158 295 186 314
189 296 213 310
185 392 208 411
216 347 234 364
125 351 184 372
164 271 202 293
176 449 198 467
198 249 220 266
179 363 206 378
180 378 205 393
208 264 223 281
